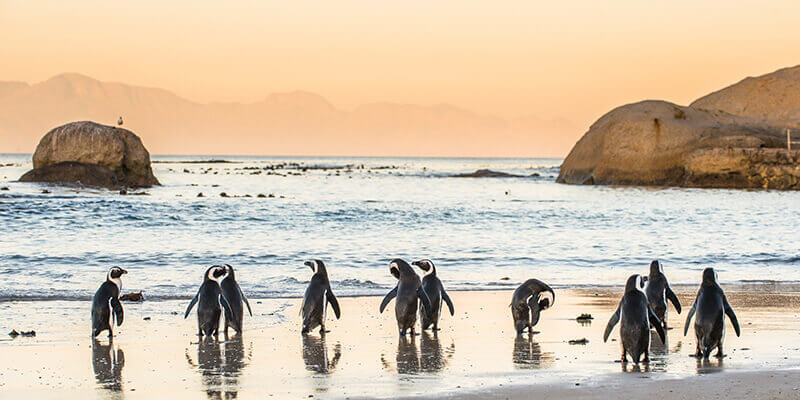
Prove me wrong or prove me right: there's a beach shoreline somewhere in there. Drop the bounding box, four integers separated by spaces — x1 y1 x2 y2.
2 285 799 399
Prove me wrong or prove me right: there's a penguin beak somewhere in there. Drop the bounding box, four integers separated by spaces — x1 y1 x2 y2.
120 268 128 275
303 261 315 271
411 261 420 267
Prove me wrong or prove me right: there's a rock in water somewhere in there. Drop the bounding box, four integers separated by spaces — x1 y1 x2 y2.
19 121 159 188
557 100 800 189
452 169 523 178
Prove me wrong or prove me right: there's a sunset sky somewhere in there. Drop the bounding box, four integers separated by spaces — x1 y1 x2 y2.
2 0 800 155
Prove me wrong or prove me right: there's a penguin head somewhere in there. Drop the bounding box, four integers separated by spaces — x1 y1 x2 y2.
389 258 412 279
206 265 227 282
304 260 326 275
224 264 236 280
624 274 645 293
649 260 663 276
411 259 435 276
702 267 718 286
107 266 127 280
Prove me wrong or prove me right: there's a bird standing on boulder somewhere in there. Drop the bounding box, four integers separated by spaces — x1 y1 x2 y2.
117 116 123 126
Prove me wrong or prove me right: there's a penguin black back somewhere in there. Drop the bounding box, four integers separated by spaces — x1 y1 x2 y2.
604 274 666 364
683 268 740 358
300 260 341 334
91 266 127 338
644 260 681 329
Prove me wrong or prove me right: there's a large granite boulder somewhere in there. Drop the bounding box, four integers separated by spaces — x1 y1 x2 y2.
20 121 159 188
691 65 800 127
556 101 798 189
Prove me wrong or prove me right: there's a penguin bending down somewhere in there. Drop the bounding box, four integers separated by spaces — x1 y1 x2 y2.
379 259 432 336
510 279 555 334
411 259 454 331
683 268 741 358
91 266 127 338
300 260 341 334
604 274 666 363
184 265 234 338
220 264 252 336
645 260 681 330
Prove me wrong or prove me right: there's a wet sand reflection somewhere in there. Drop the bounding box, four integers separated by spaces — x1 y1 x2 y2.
186 336 250 399
92 338 125 394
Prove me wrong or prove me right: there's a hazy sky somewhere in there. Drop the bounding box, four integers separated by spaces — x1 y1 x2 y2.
2 0 800 127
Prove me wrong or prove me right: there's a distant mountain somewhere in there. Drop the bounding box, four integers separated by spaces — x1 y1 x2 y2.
0 73 578 157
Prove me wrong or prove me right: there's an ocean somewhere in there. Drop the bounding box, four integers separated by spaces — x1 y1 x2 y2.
1 154 798 301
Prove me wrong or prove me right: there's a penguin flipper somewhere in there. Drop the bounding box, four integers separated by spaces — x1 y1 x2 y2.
184 290 200 319
648 305 666 343
327 288 341 319
379 286 398 313
603 305 620 342
441 289 455 316
683 299 697 336
238 285 253 316
666 283 681 314
111 297 124 326
723 295 741 337
219 292 235 327
417 286 432 314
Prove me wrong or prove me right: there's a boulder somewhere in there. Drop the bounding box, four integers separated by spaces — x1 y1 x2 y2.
557 101 799 189
452 169 524 178
20 121 159 188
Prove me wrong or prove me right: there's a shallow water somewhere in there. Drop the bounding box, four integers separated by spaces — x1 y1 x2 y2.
1 154 799 301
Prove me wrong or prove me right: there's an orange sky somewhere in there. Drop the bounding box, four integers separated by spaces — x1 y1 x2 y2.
2 0 800 147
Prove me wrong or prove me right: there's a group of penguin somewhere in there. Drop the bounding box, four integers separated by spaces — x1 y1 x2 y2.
90 258 741 365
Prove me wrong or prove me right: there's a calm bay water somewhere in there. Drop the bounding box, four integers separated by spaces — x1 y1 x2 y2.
0 154 798 301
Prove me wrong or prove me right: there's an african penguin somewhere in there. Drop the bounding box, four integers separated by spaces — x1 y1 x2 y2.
683 268 741 358
184 265 234 338
379 258 432 336
91 266 127 338
300 260 341 334
411 259 454 331
510 279 555 335
219 264 252 337
644 260 681 331
604 274 666 364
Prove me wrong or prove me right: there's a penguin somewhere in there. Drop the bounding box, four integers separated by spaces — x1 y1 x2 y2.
91 266 127 338
300 260 341 334
510 279 555 334
184 265 234 338
683 268 741 358
117 116 123 126
411 259 454 331
644 260 681 330
219 264 252 336
604 274 666 364
379 258 433 336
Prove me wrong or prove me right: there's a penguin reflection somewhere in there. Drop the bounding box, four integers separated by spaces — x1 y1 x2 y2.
696 356 724 374
512 334 553 369
395 335 421 374
186 336 250 399
302 334 342 374
92 339 125 393
419 331 454 373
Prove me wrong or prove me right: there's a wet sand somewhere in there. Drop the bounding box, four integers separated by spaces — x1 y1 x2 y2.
1 285 799 399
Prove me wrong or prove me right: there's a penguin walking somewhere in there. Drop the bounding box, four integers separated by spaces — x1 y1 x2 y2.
300 260 341 334
219 264 252 337
411 259 454 331
645 260 681 331
683 268 741 358
184 265 234 338
604 274 666 364
379 259 432 336
510 279 555 334
91 266 128 338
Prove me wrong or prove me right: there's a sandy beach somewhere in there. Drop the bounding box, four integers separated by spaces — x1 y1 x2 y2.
1 284 799 399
